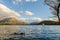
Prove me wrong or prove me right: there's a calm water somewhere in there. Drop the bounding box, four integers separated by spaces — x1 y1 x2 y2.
0 25 60 40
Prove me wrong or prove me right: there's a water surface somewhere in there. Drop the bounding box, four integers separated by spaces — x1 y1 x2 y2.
0 25 60 40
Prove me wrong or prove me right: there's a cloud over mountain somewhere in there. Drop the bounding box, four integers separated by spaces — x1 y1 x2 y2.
47 18 58 21
32 17 42 22
0 3 20 18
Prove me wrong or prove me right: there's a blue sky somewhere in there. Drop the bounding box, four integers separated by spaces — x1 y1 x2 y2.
0 0 53 20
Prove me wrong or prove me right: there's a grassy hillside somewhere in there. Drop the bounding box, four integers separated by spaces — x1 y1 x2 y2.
38 20 60 25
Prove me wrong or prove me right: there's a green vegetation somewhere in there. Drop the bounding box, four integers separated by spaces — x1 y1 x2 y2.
38 20 60 25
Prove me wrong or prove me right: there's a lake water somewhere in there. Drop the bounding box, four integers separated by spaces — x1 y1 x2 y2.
0 25 60 40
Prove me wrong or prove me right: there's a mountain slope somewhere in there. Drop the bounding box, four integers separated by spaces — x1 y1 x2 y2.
0 17 27 25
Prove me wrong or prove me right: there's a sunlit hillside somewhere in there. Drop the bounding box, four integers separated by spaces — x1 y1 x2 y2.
0 17 27 25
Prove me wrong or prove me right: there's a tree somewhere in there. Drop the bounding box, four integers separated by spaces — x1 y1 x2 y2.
45 0 60 22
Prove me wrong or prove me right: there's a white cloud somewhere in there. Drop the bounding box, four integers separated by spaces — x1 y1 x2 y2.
25 11 33 16
12 0 38 4
16 0 22 2
26 0 38 2
32 0 38 2
19 10 33 16
44 18 58 22
47 18 58 21
12 0 22 4
32 17 42 22
26 0 31 2
0 3 20 18
18 18 27 21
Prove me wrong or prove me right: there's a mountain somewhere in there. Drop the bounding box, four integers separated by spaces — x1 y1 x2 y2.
0 17 27 25
30 22 39 25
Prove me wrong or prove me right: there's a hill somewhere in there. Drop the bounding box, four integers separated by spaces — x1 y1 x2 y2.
38 20 60 25
0 17 27 25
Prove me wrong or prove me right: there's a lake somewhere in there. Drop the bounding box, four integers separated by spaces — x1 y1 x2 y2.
0 25 60 40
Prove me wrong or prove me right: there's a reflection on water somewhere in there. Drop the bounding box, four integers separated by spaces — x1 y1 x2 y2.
0 25 60 40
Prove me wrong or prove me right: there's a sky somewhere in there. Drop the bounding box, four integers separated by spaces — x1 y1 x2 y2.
0 0 54 23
